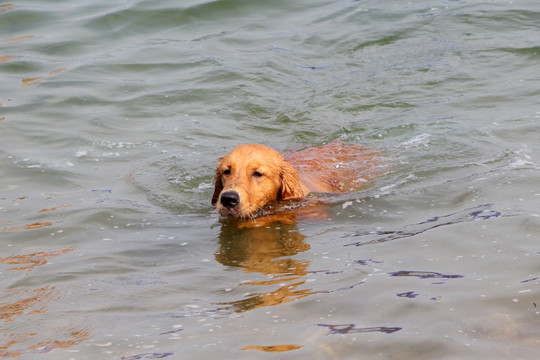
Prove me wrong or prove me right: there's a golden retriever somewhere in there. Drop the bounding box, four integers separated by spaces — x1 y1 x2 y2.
212 141 380 221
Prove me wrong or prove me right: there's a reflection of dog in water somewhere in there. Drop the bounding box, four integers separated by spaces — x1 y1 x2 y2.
215 222 313 312
216 222 309 275
212 142 380 223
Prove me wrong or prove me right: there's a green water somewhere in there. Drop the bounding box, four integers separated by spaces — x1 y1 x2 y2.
1 0 539 359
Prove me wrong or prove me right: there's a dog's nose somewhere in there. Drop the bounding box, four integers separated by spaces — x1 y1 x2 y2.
220 191 240 208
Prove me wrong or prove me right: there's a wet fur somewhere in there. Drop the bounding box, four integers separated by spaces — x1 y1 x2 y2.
212 142 380 220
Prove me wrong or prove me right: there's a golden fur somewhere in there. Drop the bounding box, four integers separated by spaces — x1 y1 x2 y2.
212 142 380 220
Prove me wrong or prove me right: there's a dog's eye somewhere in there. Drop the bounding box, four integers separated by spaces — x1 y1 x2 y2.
252 171 263 178
223 169 231 175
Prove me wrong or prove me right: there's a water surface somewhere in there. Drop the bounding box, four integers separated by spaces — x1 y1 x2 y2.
1 0 539 359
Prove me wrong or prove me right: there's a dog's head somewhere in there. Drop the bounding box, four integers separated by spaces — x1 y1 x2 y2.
212 144 305 219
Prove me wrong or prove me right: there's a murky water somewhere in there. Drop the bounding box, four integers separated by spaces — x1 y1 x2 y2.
1 0 539 359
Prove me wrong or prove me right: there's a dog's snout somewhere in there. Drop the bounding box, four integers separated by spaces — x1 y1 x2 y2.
220 191 240 208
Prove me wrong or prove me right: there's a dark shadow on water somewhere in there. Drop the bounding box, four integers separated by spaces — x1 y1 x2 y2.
342 203 504 247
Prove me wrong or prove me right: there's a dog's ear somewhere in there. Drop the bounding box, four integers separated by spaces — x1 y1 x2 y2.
279 161 305 200
211 168 223 206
